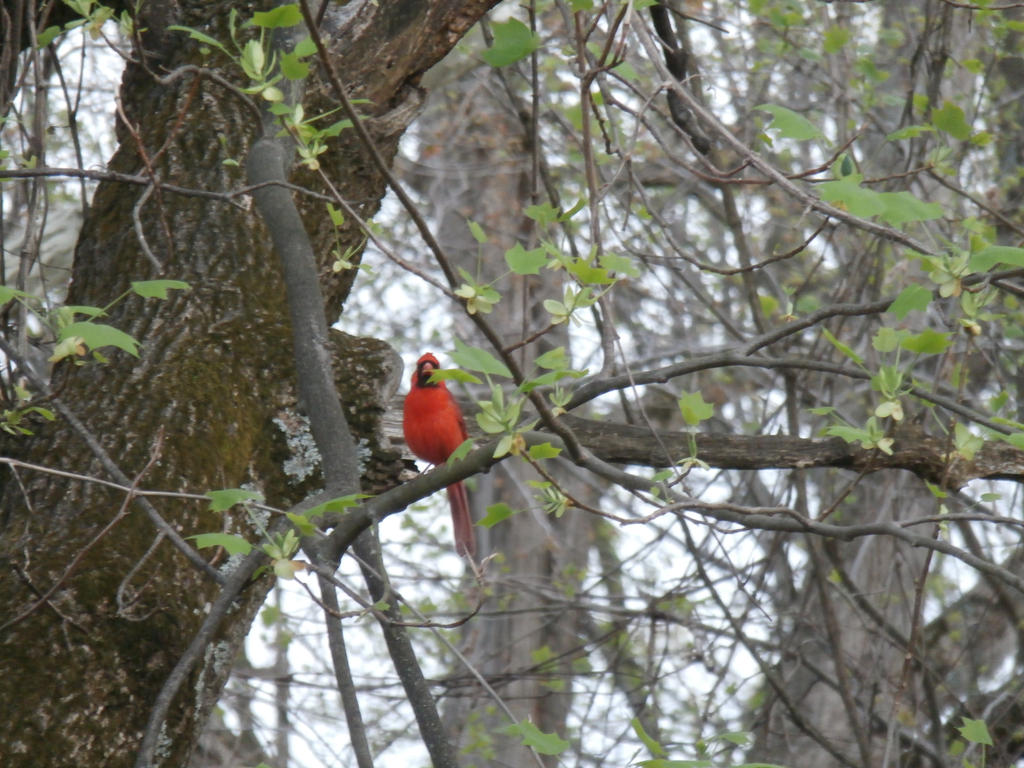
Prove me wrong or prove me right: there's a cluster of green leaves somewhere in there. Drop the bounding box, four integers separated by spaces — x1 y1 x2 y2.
421 340 585 529
189 488 365 579
326 203 369 273
170 3 353 171
460 202 639 326
35 0 134 49
0 279 189 434
758 90 1024 459
0 278 188 364
1 381 55 436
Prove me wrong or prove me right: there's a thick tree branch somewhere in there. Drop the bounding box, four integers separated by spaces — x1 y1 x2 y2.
560 414 1024 490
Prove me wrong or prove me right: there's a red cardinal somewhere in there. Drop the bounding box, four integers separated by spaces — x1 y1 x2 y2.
403 352 475 557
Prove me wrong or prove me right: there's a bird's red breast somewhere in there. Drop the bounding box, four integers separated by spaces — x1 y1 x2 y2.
403 352 468 465
402 352 476 556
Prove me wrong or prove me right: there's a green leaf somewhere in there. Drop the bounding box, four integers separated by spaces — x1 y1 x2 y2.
543 298 568 323
505 242 548 275
130 279 191 299
535 346 569 370
677 390 714 426
37 25 64 47
872 326 902 352
600 251 640 277
167 25 231 56
521 369 585 391
954 422 984 461
631 717 667 758
430 368 483 385
493 434 514 458
886 124 934 141
962 58 984 74
968 244 1024 272
451 338 513 378
48 335 85 363
755 103 824 140
25 406 55 422
527 442 561 459
272 558 304 580
887 284 932 318
824 424 872 445
293 36 317 58
481 18 540 67
260 604 281 626
206 488 264 512
63 305 107 318
823 24 851 54
560 198 587 221
899 329 951 355
448 438 474 463
321 118 353 137
59 321 140 357
958 717 993 746
304 493 368 519
0 285 29 306
251 4 303 28
286 511 317 536
759 294 779 317
467 219 488 244
280 51 310 80
932 100 971 140
875 399 904 420
876 191 943 225
188 532 253 555
818 175 885 218
566 257 614 284
524 201 561 227
821 327 864 366
501 720 570 756
326 202 345 227
478 502 517 528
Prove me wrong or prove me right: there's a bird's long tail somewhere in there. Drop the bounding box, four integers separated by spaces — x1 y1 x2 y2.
447 481 475 558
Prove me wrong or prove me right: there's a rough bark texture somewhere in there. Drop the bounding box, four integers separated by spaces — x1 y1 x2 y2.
558 414 1024 490
0 2 497 766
